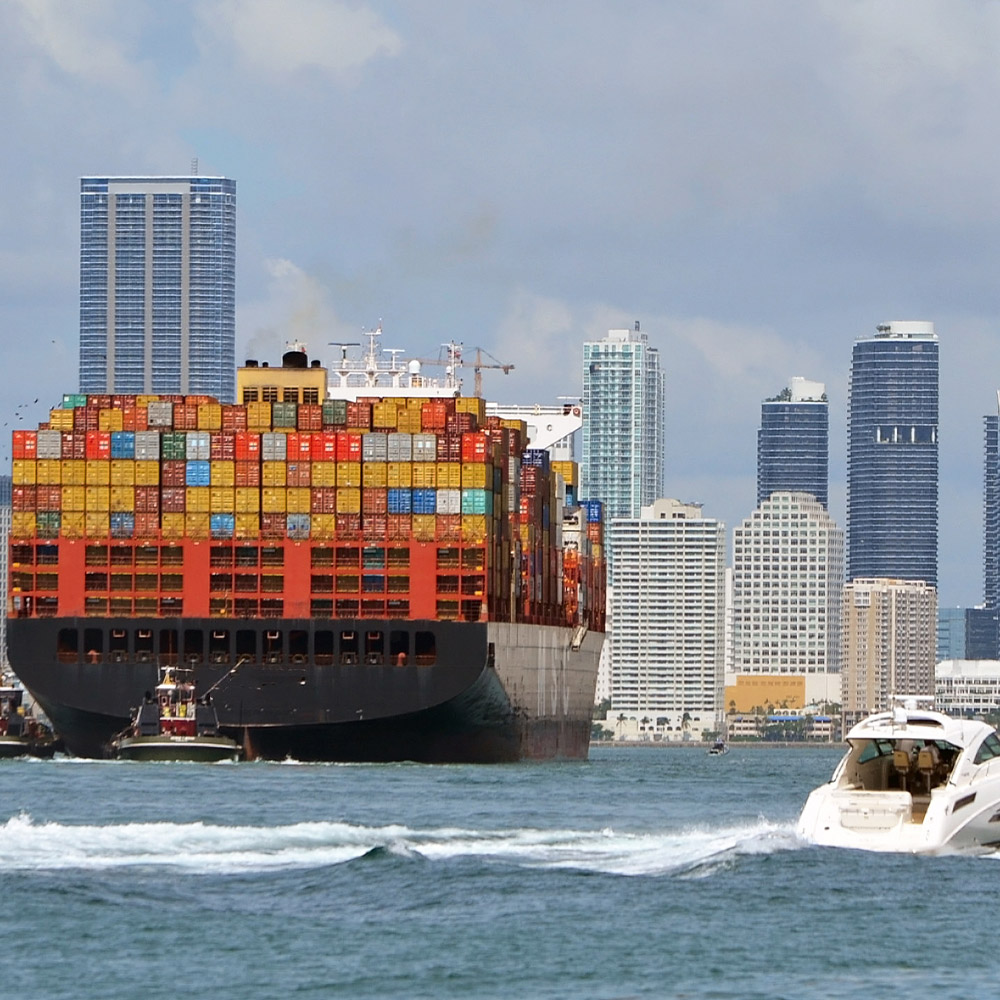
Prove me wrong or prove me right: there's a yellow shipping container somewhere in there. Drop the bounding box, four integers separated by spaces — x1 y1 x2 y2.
136 395 159 407
186 487 211 513
235 487 260 513
262 461 287 487
286 487 310 514
455 397 486 422
62 485 86 511
211 460 235 486
235 513 260 538
246 401 272 430
551 460 578 486
336 487 361 514
461 514 489 543
12 460 36 485
110 460 136 486
461 463 491 489
185 513 211 538
85 486 110 511
110 486 135 512
262 487 286 513
49 408 75 430
62 512 85 537
372 402 398 429
411 463 437 488
437 463 461 489
337 461 362 487
387 462 412 488
363 462 388 488
135 460 160 486
396 410 422 434
12 512 36 536
160 513 185 537
210 487 235 513
197 403 223 430
311 513 336 539
98 408 124 432
36 459 62 485
86 512 109 537
312 461 336 487
412 513 436 540
85 460 110 486
61 459 86 485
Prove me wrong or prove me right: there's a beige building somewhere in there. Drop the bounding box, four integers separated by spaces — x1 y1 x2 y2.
842 578 937 727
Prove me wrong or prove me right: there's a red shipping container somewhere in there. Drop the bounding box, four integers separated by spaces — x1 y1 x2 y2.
174 403 198 430
346 401 371 429
436 434 462 462
421 401 449 431
310 487 337 514
261 513 286 538
134 513 161 537
336 432 362 462
37 485 61 510
461 432 488 463
362 488 388 514
85 431 111 460
135 486 160 513
210 433 236 460
387 514 412 540
222 405 247 431
437 514 461 541
161 487 186 513
111 395 130 409
134 407 149 432
297 404 323 431
337 513 361 539
120 406 137 431
235 432 261 461
12 485 36 510
235 460 261 487
88 395 112 408
286 433 313 461
362 514 387 539
161 461 187 487
12 430 37 459
447 412 477 434
312 431 337 461
287 462 311 488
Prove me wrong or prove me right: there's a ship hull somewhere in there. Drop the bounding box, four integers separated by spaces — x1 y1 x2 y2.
7 617 602 762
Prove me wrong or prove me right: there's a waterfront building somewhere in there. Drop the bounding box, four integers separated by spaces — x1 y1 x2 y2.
937 607 967 661
757 377 828 508
847 321 938 586
0 475 9 670
79 175 237 401
842 578 937 727
936 659 1000 717
729 492 843 707
606 499 725 740
581 323 664 519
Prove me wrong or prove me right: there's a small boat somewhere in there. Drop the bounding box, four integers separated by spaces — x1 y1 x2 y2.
111 667 240 763
797 696 1000 854
0 685 59 759
707 737 728 756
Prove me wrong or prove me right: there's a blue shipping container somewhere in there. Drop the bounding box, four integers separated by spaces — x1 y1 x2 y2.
186 460 211 486
387 488 412 514
581 499 603 523
522 449 550 473
110 513 135 538
412 488 437 514
287 513 311 539
210 514 235 538
110 431 135 459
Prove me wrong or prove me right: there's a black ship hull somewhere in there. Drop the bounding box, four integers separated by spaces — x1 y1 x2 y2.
7 617 602 762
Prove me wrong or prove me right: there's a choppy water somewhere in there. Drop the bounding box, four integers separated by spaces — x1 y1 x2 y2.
0 746 995 999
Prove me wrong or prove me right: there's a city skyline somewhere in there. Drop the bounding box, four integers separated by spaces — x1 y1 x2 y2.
79 175 237 402
4 3 1000 608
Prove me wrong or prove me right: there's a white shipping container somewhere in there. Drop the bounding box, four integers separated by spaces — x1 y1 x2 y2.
261 432 287 461
437 488 461 514
362 432 388 462
134 431 161 461
36 430 63 459
147 401 174 427
386 432 412 462
412 433 437 462
185 431 211 460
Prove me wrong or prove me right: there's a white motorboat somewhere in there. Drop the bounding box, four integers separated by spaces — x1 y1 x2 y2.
797 696 1000 854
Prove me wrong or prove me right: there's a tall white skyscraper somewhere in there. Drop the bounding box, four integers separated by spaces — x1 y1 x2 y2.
582 324 664 519
79 175 237 402
608 499 725 736
730 492 844 706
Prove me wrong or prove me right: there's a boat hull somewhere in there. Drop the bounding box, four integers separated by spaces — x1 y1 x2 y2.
7 616 603 762
115 735 240 763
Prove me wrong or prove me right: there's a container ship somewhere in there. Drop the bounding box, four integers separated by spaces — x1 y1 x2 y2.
6 340 605 761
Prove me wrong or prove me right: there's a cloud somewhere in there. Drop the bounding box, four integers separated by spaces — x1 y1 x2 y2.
200 0 403 78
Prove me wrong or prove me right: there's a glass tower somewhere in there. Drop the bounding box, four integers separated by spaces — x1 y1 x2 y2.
581 323 664 519
847 322 938 586
79 175 237 402
757 377 828 508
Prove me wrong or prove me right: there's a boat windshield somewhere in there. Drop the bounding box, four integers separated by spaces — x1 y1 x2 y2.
847 738 961 793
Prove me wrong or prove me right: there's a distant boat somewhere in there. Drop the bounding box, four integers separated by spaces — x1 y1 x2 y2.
0 685 58 759
111 667 240 763
707 737 728 756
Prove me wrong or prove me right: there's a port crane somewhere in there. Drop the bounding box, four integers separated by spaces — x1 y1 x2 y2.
409 344 514 397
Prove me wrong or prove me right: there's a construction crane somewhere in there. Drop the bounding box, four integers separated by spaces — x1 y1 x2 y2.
405 344 514 397
469 348 514 398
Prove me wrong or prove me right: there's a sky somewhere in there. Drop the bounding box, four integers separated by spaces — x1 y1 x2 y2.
1 0 999 607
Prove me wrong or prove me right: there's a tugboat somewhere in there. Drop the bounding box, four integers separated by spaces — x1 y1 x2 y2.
0 684 59 759
111 666 241 763
707 736 728 756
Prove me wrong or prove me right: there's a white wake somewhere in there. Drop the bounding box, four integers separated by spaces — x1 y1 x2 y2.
0 813 800 875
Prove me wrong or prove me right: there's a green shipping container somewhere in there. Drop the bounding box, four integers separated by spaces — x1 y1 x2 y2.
161 432 187 460
272 401 298 428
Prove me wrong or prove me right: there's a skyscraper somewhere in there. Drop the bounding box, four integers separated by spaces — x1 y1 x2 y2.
581 324 664 519
847 321 938 586
79 175 237 402
607 499 725 738
757 377 828 508
985 405 1000 611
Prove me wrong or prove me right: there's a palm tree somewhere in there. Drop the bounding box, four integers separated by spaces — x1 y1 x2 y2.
616 713 627 740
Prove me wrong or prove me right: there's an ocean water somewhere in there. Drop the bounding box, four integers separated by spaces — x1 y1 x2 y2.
0 745 994 999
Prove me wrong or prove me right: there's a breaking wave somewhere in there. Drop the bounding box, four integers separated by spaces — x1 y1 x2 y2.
0 813 799 876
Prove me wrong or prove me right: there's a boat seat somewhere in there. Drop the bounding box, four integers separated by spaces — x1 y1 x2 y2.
893 749 911 790
917 746 939 792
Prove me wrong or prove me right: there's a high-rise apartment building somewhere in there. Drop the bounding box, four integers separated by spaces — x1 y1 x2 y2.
79 175 237 402
842 578 937 727
582 324 664 519
847 321 938 586
607 499 725 736
730 492 843 706
757 377 828 508
981 406 1000 659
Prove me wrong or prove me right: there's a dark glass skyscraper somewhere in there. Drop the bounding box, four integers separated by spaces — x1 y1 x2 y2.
985 411 1000 610
79 175 237 402
757 377 828 508
847 322 938 586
